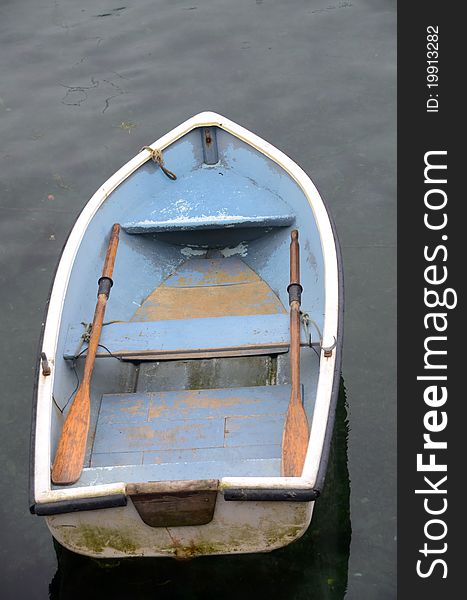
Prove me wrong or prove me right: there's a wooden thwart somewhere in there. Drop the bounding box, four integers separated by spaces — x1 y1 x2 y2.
63 313 310 361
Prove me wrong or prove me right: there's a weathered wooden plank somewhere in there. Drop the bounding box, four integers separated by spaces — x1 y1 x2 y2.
89 385 297 478
63 313 302 360
142 444 281 466
131 281 286 321
147 385 290 421
92 417 225 454
224 415 286 447
163 258 259 288
74 457 282 486
91 451 143 467
131 256 287 321
98 394 149 424
127 479 219 495
121 166 295 234
97 384 290 425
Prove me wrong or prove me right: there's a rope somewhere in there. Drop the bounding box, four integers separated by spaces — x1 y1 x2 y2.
74 321 124 358
141 146 177 180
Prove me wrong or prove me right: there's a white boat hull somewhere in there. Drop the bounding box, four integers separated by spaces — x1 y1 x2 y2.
47 497 313 558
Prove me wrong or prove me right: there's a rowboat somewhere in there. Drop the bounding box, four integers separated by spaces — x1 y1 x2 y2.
30 112 343 558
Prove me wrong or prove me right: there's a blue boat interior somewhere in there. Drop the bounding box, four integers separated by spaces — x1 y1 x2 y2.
50 125 324 488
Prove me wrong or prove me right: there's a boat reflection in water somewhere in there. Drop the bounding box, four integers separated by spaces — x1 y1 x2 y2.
49 379 350 600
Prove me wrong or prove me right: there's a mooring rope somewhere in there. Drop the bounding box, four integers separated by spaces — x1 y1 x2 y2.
141 146 177 180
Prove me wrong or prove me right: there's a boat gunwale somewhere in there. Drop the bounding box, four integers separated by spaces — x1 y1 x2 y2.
31 111 342 510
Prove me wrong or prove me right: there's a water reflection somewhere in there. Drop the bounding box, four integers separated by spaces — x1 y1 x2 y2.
49 380 350 600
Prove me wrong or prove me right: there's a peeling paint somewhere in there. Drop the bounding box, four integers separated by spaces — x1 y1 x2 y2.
221 242 248 257
181 247 206 257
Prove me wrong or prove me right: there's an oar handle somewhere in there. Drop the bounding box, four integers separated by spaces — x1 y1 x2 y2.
287 230 302 307
102 224 120 279
290 229 300 286
97 223 120 298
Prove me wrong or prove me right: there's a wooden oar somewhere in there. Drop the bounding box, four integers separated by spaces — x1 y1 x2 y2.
281 230 309 476
52 223 121 485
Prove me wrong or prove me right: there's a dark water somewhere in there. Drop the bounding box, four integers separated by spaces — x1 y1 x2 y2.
0 1 396 598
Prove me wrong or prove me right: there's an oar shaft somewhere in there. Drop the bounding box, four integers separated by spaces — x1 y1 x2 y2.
288 230 302 402
82 223 120 382
289 302 301 401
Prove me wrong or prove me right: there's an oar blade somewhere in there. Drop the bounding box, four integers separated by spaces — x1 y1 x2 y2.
51 384 90 485
281 395 309 477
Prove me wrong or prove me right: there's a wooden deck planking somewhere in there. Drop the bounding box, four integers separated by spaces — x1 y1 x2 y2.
92 418 226 454
224 415 285 447
89 385 294 479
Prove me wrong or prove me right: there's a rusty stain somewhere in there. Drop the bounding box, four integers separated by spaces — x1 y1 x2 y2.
144 447 201 464
165 259 259 288
171 267 257 287
132 282 286 321
131 258 286 322
119 398 146 416
123 421 210 448
148 393 263 420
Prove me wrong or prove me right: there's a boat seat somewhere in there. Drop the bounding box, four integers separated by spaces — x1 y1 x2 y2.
63 313 308 361
64 257 308 361
121 166 295 233
70 384 307 485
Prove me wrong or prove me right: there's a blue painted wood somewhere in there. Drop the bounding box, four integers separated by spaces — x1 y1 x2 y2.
142 444 281 465
91 451 143 468
88 384 294 479
163 257 261 287
100 384 291 424
63 313 301 360
74 458 282 487
92 418 226 454
91 444 281 468
225 415 285 447
98 394 149 424
122 166 295 233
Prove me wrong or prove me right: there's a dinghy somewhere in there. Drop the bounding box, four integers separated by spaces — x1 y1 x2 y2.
30 112 343 558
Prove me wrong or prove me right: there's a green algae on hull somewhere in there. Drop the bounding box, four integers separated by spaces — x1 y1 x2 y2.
58 525 139 556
